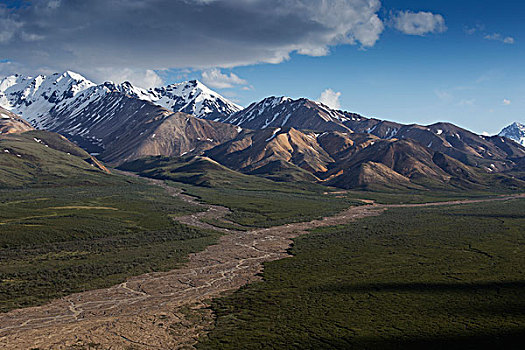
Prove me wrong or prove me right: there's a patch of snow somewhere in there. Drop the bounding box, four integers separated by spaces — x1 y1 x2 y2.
265 128 281 142
366 124 378 133
281 113 291 127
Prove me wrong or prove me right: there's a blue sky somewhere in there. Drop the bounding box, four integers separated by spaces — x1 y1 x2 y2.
1 0 523 134
161 0 524 134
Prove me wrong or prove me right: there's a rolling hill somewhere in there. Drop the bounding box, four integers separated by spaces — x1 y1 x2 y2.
0 129 111 188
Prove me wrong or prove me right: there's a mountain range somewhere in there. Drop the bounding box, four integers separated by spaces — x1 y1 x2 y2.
0 71 524 191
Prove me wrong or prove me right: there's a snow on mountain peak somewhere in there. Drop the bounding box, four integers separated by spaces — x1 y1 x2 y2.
147 79 242 119
0 71 242 129
0 71 98 127
499 122 525 146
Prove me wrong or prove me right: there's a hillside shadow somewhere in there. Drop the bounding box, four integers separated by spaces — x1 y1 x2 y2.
320 329 525 350
311 281 525 349
314 281 525 317
317 280 525 294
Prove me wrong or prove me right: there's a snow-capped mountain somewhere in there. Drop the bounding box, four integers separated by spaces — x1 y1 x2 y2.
0 71 242 128
0 71 243 163
221 96 364 132
0 71 97 128
116 80 242 120
499 122 525 146
213 95 525 174
149 80 242 120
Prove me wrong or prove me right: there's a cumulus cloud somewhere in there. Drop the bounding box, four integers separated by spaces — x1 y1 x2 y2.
484 33 515 44
391 11 447 36
503 98 511 105
90 68 164 89
0 0 385 80
318 89 342 109
201 69 248 89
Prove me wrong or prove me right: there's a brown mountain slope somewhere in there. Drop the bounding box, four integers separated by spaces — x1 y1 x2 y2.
216 96 525 175
32 90 241 165
323 138 488 190
0 107 34 134
223 97 360 132
204 126 524 190
101 111 240 164
336 139 449 180
326 161 416 190
206 127 334 174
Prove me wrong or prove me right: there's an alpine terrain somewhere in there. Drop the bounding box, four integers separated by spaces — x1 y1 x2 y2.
499 122 525 146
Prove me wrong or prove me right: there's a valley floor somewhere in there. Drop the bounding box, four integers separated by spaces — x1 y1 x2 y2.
0 175 523 349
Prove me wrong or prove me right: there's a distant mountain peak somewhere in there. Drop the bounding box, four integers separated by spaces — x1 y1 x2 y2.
499 122 525 146
0 70 242 127
219 95 362 131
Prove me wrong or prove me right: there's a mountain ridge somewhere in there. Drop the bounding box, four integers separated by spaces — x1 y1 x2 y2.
1 70 524 191
0 72 242 128
499 122 525 147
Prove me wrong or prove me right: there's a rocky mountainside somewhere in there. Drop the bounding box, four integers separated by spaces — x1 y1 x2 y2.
0 107 34 134
134 80 242 120
1 70 524 190
0 72 242 164
215 96 525 175
221 96 524 167
221 96 363 132
205 127 525 190
499 122 525 146
45 91 240 164
0 72 242 125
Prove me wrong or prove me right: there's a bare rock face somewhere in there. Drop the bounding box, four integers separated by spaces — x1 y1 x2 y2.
0 107 34 134
104 111 241 165
206 127 334 175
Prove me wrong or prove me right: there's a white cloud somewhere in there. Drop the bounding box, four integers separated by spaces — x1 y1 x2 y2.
0 0 386 76
201 68 247 89
318 88 342 109
484 33 515 44
92 68 163 89
482 131 490 136
503 99 511 105
392 11 447 36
